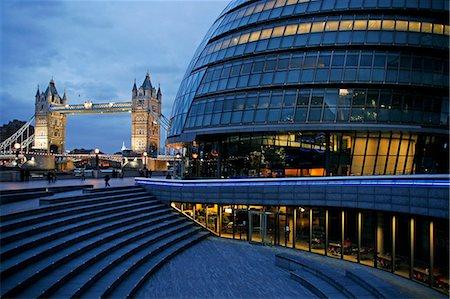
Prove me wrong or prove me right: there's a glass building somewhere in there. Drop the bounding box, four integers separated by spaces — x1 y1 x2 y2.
167 0 449 178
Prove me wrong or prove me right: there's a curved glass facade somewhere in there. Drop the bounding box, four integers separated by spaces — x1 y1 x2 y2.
168 0 449 178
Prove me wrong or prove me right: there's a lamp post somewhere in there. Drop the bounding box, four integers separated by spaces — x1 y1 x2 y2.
14 142 21 167
94 148 100 169
143 151 148 177
94 148 100 178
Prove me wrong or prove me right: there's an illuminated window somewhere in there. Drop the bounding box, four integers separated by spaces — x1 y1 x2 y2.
264 0 276 10
298 23 311 34
433 24 444 34
325 21 339 31
253 3 265 13
274 0 287 8
239 33 250 44
409 21 421 32
284 24 298 35
260 28 273 39
244 6 255 16
213 42 222 52
382 20 395 30
311 22 325 32
249 30 261 42
445 25 450 35
221 39 231 49
286 0 298 4
395 20 408 31
421 22 432 33
272 26 285 37
368 20 381 30
353 20 367 30
339 20 353 31
229 36 239 46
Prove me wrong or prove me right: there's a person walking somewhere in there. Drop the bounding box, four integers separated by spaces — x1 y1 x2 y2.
80 169 85 181
104 174 111 187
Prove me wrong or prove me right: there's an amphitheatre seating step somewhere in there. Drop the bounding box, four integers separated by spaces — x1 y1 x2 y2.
100 227 207 299
0 187 209 298
40 186 146 204
1 201 163 261
290 270 346 299
83 185 143 193
0 185 94 204
50 224 201 298
2 191 151 231
346 268 405 298
275 253 375 298
1 197 157 244
2 219 189 298
127 231 210 299
1 209 174 276
1 189 149 223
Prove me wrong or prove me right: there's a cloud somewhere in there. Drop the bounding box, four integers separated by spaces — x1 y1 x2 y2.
1 0 227 153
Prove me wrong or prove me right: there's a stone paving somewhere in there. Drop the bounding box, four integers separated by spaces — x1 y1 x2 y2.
137 236 446 299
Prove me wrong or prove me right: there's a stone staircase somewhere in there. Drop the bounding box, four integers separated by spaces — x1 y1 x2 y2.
0 185 209 298
275 253 407 299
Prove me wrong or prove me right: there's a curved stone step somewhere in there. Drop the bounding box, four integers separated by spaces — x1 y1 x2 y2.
1 202 164 261
2 218 188 298
1 197 157 245
2 191 150 231
1 188 144 222
51 224 198 298
100 227 204 299
127 231 210 298
1 208 173 278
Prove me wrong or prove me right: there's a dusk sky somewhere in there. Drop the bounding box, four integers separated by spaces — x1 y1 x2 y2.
0 0 227 153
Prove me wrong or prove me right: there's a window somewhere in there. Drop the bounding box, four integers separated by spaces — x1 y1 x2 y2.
396 20 408 31
353 20 367 30
260 28 273 39
339 20 353 31
325 20 339 31
284 24 298 35
239 33 250 44
249 31 261 42
368 20 381 30
272 26 285 37
311 21 325 32
382 20 395 30
298 23 311 34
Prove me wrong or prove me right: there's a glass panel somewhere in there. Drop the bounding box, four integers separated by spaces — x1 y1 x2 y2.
368 20 382 30
395 215 411 278
396 20 408 31
354 20 367 30
284 24 298 35
382 20 395 30
249 30 261 42
260 28 273 39
298 23 312 34
325 20 339 31
344 210 358 262
296 207 310 251
361 211 375 267
376 212 392 272
328 209 342 259
311 21 326 32
312 208 326 255
413 218 430 284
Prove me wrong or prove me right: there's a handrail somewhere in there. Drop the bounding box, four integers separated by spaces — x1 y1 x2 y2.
170 204 218 236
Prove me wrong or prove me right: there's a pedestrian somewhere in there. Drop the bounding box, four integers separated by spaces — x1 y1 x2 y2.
51 170 57 182
104 174 111 187
47 171 52 183
80 169 85 181
148 170 153 178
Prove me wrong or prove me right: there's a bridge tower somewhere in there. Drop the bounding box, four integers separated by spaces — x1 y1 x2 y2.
34 79 67 153
131 72 161 155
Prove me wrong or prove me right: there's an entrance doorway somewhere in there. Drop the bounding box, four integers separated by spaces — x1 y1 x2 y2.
248 210 275 245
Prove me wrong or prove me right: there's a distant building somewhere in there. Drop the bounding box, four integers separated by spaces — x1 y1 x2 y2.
0 119 34 144
131 73 162 156
34 79 67 153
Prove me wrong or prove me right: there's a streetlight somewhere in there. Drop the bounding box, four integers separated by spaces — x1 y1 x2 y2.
143 151 148 174
14 143 21 167
94 148 100 168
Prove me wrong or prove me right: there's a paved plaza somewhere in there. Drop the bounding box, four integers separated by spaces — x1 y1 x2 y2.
137 236 445 299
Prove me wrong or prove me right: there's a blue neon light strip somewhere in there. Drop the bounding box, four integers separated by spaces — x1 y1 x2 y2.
135 176 449 189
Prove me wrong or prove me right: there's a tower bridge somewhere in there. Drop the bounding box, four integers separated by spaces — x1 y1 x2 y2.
1 73 167 156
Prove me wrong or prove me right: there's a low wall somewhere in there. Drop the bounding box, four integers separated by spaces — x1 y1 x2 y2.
136 174 449 219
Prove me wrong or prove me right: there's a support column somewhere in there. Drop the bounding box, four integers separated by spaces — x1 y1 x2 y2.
410 218 415 279
429 221 434 288
392 215 396 273
218 205 222 237
341 210 345 260
293 208 297 249
309 209 313 252
357 212 362 263
325 209 329 256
